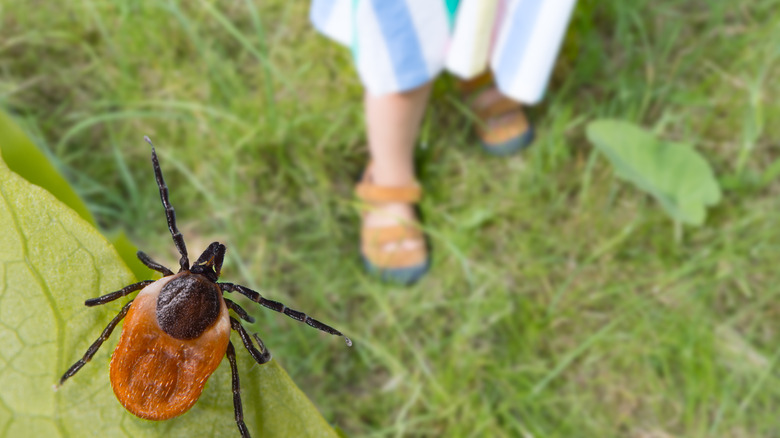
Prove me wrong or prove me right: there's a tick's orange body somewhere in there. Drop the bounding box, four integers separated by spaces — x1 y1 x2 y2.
109 273 230 420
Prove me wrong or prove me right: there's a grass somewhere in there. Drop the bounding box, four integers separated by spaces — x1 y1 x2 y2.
2 0 780 436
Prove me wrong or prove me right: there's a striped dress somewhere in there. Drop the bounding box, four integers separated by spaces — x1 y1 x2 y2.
310 0 577 104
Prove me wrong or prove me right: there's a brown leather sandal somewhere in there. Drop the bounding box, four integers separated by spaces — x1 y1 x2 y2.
355 166 430 285
459 72 535 156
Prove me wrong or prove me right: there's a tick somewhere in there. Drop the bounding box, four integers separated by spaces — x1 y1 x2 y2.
58 136 351 438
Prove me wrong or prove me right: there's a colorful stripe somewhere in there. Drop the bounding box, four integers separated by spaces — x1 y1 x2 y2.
310 0 353 46
444 0 461 28
493 0 543 94
357 0 398 92
310 0 336 28
444 0 498 77
406 2 449 81
310 0 577 103
497 0 578 103
369 0 429 92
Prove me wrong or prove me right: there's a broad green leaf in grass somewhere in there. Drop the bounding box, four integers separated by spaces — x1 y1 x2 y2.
586 119 722 226
0 135 343 437
0 111 149 280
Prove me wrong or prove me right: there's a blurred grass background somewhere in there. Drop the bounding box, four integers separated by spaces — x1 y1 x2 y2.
1 0 779 436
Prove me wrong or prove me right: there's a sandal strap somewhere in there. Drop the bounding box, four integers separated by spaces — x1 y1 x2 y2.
363 244 427 268
479 113 529 144
458 71 494 95
355 163 428 270
356 182 422 203
459 72 523 122
361 224 422 246
361 224 427 268
473 96 521 121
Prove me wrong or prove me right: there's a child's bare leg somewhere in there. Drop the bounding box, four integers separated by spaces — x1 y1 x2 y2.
363 83 432 252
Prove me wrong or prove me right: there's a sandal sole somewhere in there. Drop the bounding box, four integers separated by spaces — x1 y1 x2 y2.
361 253 430 286
481 125 535 156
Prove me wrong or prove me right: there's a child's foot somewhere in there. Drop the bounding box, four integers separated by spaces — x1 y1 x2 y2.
356 166 429 285
460 73 535 155
363 202 421 252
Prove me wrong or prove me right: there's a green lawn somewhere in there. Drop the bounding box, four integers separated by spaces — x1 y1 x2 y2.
2 0 779 436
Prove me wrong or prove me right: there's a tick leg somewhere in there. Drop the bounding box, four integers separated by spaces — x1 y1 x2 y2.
84 281 153 307
136 251 174 276
145 136 189 272
58 300 133 386
224 298 255 323
230 317 271 364
226 341 251 438
221 283 352 347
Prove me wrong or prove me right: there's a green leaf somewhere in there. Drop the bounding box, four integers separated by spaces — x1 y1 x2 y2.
0 111 150 280
586 119 722 226
0 111 94 224
0 133 343 437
